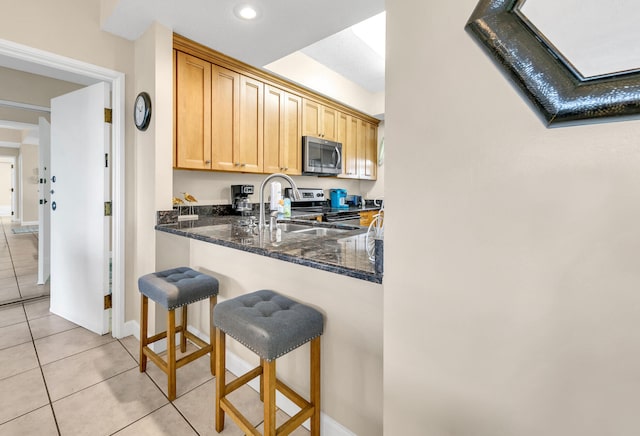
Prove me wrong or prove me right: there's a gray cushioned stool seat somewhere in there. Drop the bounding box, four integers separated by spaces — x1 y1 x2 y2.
213 290 324 361
138 267 219 310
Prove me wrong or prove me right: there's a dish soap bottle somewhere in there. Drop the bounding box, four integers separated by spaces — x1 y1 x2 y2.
283 197 291 218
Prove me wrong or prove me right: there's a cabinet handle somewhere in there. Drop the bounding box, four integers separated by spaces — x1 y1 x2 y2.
205 160 211 164
234 162 240 166
241 163 246 167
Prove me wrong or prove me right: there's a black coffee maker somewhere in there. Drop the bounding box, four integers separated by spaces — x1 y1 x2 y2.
231 185 254 214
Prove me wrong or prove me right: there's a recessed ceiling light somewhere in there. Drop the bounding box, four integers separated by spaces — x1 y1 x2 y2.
235 5 258 20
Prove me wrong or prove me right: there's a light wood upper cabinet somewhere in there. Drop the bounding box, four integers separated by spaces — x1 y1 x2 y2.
236 75 263 173
264 85 302 175
209 66 264 173
173 38 379 178
338 113 359 178
356 119 377 180
302 99 338 141
175 52 212 170
210 65 239 171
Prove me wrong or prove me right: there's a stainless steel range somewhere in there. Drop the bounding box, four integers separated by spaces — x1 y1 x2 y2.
285 187 362 226
284 188 326 212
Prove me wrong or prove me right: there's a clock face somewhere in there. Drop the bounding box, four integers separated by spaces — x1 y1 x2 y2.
134 92 151 130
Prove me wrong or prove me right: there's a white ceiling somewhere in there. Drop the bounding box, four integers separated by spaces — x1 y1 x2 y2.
101 0 385 92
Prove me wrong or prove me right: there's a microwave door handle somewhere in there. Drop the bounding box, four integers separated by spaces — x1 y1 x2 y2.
334 146 341 169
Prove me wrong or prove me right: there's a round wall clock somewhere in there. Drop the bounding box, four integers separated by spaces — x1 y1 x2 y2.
134 91 152 131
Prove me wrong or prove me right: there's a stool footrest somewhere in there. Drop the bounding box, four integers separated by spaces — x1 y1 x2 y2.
226 366 263 396
221 398 261 436
183 330 208 349
146 325 185 344
280 405 315 436
143 347 168 372
276 379 309 409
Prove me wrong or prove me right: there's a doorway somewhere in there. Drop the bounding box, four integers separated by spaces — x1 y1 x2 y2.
0 38 126 338
0 159 14 217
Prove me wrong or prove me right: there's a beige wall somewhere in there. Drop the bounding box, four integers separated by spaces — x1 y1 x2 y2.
265 51 384 117
19 144 39 223
0 66 82 124
385 1 640 435
130 22 174 323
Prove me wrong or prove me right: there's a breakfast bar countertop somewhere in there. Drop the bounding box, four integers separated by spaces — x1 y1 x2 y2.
155 216 383 284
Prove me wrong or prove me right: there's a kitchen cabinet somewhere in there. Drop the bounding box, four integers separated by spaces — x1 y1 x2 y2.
360 120 378 180
338 113 358 178
210 65 239 171
175 55 264 173
264 85 302 175
338 115 377 180
211 69 263 173
173 36 379 176
175 52 212 169
302 99 338 141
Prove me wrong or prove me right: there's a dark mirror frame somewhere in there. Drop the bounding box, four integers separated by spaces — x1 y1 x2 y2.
465 0 640 127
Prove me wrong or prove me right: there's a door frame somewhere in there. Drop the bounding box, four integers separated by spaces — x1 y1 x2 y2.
0 38 126 338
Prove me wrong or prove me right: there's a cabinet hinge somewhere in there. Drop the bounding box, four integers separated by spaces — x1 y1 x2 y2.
104 108 112 124
104 201 112 216
104 294 112 310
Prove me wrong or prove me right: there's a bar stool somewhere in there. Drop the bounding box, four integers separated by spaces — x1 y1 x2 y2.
138 266 219 400
213 290 324 436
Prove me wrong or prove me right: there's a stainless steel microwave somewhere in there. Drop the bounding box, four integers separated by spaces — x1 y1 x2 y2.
302 136 342 176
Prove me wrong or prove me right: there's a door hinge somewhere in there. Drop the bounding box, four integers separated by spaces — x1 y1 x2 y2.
104 294 112 310
105 153 109 168
104 201 112 216
104 108 112 124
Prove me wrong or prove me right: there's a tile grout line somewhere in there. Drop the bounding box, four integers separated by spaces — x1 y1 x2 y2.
20 302 62 436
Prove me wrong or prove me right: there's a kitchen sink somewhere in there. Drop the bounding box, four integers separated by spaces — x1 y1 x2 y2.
277 222 360 236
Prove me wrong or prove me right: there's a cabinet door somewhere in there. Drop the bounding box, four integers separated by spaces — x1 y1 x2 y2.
237 75 263 173
362 121 378 180
302 99 321 137
211 65 239 171
264 86 302 175
321 105 338 141
175 52 211 169
338 113 359 178
282 92 302 175
263 85 284 174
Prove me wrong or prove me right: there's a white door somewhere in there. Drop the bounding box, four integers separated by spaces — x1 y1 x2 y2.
0 162 12 216
38 117 51 285
50 82 111 335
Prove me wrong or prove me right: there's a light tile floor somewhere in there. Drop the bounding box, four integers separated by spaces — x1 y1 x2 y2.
0 217 48 306
0 220 309 435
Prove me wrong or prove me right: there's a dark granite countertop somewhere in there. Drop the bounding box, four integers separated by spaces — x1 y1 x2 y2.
155 215 383 284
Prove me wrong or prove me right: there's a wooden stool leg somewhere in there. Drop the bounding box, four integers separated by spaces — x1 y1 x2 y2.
167 309 177 401
180 305 188 353
310 337 321 436
264 359 276 436
139 295 148 372
215 328 226 432
209 296 217 376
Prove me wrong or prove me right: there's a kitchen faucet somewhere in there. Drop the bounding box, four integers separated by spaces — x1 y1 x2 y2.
258 173 302 231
